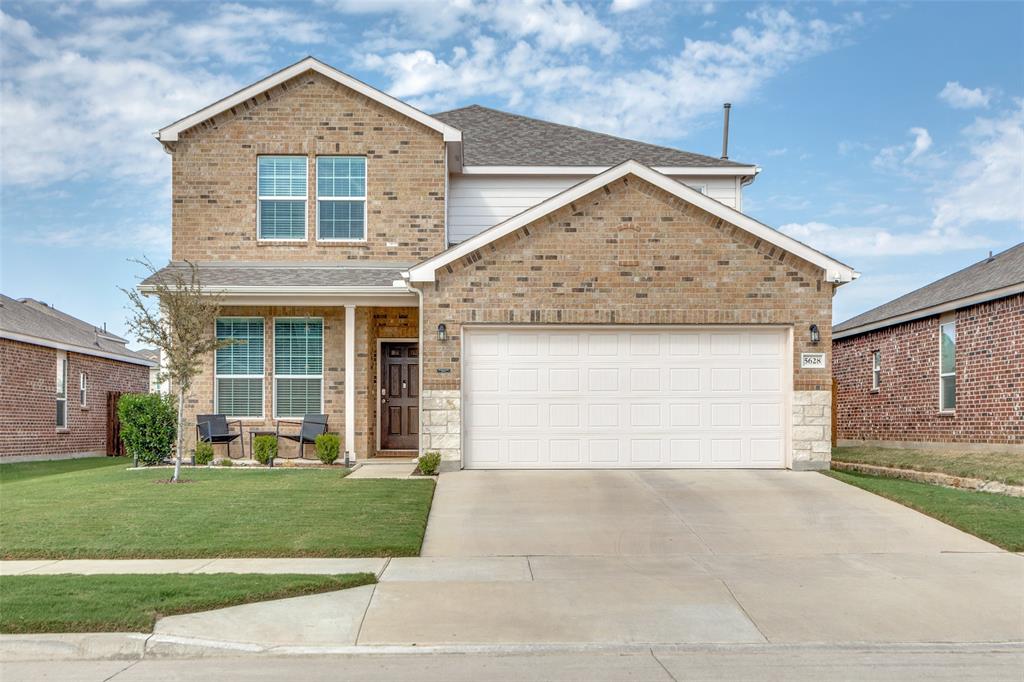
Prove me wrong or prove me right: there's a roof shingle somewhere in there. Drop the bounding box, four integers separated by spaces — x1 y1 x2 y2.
433 105 751 168
141 261 411 289
834 242 1024 335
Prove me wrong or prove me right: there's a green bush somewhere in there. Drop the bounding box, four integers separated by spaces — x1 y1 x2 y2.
218 458 234 467
253 435 278 466
194 441 214 466
315 433 340 465
117 393 177 466
417 451 442 476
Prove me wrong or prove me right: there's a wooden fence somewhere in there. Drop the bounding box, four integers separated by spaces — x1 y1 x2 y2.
106 391 126 456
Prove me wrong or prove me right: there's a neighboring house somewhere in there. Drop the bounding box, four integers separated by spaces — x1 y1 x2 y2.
0 295 153 460
142 57 857 470
833 243 1023 452
137 348 167 394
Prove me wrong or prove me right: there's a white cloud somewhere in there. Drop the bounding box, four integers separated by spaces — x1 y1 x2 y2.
15 220 170 252
938 81 991 109
610 0 652 12
907 127 932 160
873 126 940 172
779 221 986 258
932 102 1024 229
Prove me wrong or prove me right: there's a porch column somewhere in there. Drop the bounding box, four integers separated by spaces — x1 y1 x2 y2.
344 304 356 461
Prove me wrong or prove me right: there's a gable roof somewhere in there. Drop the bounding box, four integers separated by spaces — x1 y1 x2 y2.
157 57 462 143
834 242 1024 339
405 160 857 284
433 105 753 171
0 295 154 366
140 261 410 290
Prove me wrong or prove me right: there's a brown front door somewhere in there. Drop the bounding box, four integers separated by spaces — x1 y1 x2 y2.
380 342 419 450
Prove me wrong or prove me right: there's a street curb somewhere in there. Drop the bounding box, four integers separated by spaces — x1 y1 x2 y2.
3 632 1022 662
830 461 1024 497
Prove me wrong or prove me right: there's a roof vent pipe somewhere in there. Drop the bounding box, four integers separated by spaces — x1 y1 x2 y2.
721 103 731 160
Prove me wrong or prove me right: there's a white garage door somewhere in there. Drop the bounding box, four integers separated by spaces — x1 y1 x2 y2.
463 327 790 469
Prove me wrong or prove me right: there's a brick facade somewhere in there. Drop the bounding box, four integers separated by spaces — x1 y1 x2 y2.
170 70 446 263
417 174 836 467
834 293 1024 447
0 338 149 458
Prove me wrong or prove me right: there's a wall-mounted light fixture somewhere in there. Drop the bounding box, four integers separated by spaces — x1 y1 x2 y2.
809 324 820 345
437 323 447 342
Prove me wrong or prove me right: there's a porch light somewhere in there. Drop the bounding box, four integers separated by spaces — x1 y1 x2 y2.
437 323 447 342
809 324 820 345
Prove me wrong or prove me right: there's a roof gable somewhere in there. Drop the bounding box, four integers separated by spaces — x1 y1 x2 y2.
433 105 752 170
406 160 857 284
834 242 1024 337
157 57 462 143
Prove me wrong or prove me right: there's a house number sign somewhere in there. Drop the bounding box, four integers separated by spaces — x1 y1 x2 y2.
800 353 826 369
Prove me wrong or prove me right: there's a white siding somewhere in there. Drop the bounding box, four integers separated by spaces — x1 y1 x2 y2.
447 174 741 244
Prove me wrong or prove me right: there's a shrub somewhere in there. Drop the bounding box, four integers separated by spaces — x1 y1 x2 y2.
218 458 234 467
417 451 442 476
315 433 340 465
117 393 177 466
253 435 278 466
194 441 214 466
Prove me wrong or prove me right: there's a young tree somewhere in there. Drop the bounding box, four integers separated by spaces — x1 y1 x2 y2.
122 259 231 482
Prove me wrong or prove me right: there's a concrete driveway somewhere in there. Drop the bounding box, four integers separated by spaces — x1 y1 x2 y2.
150 470 1024 649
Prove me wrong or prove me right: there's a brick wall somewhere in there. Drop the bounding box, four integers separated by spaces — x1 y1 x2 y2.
416 174 836 466
833 293 1023 446
0 339 149 458
170 70 446 263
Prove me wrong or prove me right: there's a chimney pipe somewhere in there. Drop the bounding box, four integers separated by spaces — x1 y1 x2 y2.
721 103 731 160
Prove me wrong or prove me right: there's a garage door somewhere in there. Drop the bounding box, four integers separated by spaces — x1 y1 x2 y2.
463 327 790 469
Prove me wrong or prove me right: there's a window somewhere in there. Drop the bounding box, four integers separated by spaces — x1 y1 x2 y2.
871 351 881 391
258 156 307 240
79 372 88 408
274 318 323 418
940 320 956 411
215 318 264 418
56 351 68 428
317 156 366 240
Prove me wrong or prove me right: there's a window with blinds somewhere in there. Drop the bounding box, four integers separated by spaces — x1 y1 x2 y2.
215 317 264 418
274 318 323 418
258 156 307 240
317 156 366 240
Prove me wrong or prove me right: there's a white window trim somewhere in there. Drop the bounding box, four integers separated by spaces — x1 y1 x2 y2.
79 372 88 408
871 351 881 391
257 155 308 242
215 316 266 420
56 351 68 429
316 156 368 243
272 316 325 419
939 320 956 413
688 183 708 195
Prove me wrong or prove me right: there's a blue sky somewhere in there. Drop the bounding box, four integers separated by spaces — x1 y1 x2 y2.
1 0 1021 345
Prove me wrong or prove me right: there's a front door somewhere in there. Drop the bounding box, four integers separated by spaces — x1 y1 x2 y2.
380 342 419 450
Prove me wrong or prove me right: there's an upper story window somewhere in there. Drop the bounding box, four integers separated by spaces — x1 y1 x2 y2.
258 156 307 240
939 320 956 411
871 351 881 391
216 318 265 418
317 156 366 241
56 351 68 428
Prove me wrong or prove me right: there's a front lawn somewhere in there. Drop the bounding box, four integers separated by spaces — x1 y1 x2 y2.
0 572 375 633
832 445 1024 486
0 458 434 559
825 470 1024 552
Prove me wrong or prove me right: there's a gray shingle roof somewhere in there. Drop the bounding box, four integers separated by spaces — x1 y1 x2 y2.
0 294 153 365
834 242 1024 335
433 105 751 168
141 261 412 289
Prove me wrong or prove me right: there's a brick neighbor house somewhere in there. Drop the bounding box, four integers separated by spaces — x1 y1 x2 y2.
833 243 1023 452
142 57 858 471
0 295 154 460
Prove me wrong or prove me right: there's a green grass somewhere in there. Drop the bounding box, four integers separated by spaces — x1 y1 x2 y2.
832 446 1024 486
825 470 1024 552
0 572 375 634
0 457 434 559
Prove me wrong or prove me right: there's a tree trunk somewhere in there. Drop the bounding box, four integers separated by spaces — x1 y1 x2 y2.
173 385 185 483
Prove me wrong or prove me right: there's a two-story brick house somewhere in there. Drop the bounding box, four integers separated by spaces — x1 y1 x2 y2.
143 57 857 470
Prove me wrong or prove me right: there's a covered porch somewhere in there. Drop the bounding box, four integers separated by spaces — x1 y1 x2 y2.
141 262 424 462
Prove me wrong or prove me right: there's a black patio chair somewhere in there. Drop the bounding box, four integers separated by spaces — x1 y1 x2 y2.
276 413 328 459
196 414 245 459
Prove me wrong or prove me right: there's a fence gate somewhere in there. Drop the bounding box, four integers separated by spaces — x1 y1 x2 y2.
106 391 125 456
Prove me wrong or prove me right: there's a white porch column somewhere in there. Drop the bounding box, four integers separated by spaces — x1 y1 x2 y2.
344 304 356 461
